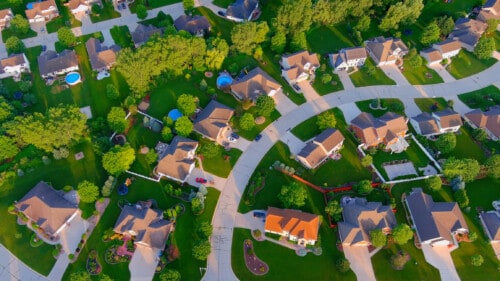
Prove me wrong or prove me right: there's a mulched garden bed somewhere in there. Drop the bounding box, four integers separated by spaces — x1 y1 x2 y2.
105 245 131 264
87 250 102 275
243 239 268 276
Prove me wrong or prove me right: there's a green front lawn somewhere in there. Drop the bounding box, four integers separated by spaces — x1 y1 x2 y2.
350 58 396 87
90 0 120 23
110 25 134 48
198 138 242 178
414 97 448 112
401 59 443 85
458 85 500 110
312 58 343 95
232 109 281 140
130 0 181 12
446 50 497 80
1 27 37 41
356 98 405 117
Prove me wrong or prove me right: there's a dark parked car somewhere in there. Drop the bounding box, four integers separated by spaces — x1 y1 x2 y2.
255 134 262 141
253 211 265 218
293 84 301 91
218 11 226 17
41 45 47 52
231 132 240 139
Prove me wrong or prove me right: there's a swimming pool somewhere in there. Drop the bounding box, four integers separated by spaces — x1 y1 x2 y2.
65 72 81 85
168 109 183 121
216 73 233 88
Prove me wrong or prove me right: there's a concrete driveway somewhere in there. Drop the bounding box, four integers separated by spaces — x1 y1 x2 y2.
337 70 355 90
234 211 266 230
101 29 115 45
403 98 422 117
272 90 298 115
281 131 306 155
429 64 456 83
59 212 88 255
187 168 226 191
298 80 320 102
343 246 377 281
338 102 362 123
129 245 159 281
380 65 410 86
421 244 460 281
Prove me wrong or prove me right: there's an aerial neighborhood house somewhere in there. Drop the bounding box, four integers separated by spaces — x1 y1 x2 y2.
449 18 487 51
463 105 500 140
0 53 31 80
25 0 59 23
479 206 500 260
296 128 345 169
37 50 79 79
85 38 121 72
280 50 320 86
329 47 367 72
226 0 259 22
193 100 234 143
264 207 320 246
420 39 462 65
131 24 164 48
65 0 101 17
405 188 469 246
338 197 397 247
14 181 81 242
230 67 281 101
155 136 198 183
0 8 13 31
365 36 408 66
174 15 211 37
478 0 500 22
113 201 173 280
350 112 409 153
410 108 463 138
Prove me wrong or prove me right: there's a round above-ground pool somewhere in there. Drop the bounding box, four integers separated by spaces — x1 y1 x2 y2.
65 72 81 85
216 72 233 88
168 109 183 121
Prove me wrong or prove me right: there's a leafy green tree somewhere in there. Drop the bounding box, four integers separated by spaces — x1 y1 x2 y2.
77 181 100 203
425 176 442 192
162 126 173 142
486 19 500 35
321 73 332 84
370 229 387 247
443 158 480 182
436 15 455 37
182 0 194 11
354 180 372 195
355 15 371 32
317 111 337 130
9 15 30 34
290 32 308 52
0 136 20 162
102 145 136 175
177 94 197 116
278 182 307 208
406 48 422 67
255 95 275 117
420 21 441 46
435 133 456 153
274 0 313 37
5 36 25 54
471 254 484 266
474 36 495 59
174 116 193 137
136 4 148 20
191 197 203 213
270 32 287 53
379 0 424 31
8 0 23 6
69 271 92 281
160 269 181 281
336 258 351 273
205 37 229 70
199 142 221 159
239 113 255 131
106 84 120 100
0 96 14 122
486 154 500 178
392 223 413 245
325 200 342 221
454 189 469 208
197 221 213 239
107 107 128 133
472 128 488 141
361 155 373 167
144 149 158 165
192 239 211 260
57 27 77 48
231 22 269 55
3 104 86 152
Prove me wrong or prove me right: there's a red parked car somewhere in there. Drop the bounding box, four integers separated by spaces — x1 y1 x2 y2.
196 178 207 183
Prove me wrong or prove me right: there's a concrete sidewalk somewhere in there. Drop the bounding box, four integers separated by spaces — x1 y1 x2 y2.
0 244 49 281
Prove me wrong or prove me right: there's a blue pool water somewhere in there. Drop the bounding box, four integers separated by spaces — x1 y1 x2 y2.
216 73 233 88
168 109 183 121
65 72 81 85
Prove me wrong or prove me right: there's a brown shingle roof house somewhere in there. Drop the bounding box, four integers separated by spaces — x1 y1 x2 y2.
85 38 120 72
37 49 79 78
131 24 164 47
15 181 79 241
405 188 468 246
296 128 344 169
230 67 281 101
280 50 320 85
449 18 487 51
464 105 500 140
0 8 13 30
365 36 408 66
338 197 397 246
410 108 462 137
155 136 198 183
25 0 59 23
0 53 31 79
113 203 173 250
193 100 234 142
174 15 211 37
350 112 409 153
479 209 500 260
478 0 500 22
265 207 320 246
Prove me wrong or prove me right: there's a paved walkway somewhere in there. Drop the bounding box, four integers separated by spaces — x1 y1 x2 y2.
336 70 355 90
421 244 461 281
429 64 456 83
380 65 410 86
0 244 49 280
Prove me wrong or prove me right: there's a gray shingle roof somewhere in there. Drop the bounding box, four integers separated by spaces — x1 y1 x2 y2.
226 0 258 20
37 50 78 76
174 15 211 35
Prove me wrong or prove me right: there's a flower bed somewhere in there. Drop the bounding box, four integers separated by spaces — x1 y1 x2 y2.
105 245 131 264
243 239 268 275
30 233 44 247
87 250 102 275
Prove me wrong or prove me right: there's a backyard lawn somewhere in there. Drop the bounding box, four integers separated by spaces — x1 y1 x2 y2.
458 85 500 110
356 98 405 117
110 25 134 48
350 58 396 87
401 59 443 85
446 50 497 80
306 25 355 54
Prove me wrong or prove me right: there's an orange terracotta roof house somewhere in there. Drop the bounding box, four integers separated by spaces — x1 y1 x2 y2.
464 105 500 140
264 207 320 246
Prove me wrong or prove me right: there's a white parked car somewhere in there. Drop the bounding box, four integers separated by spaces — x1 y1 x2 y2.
228 136 237 143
